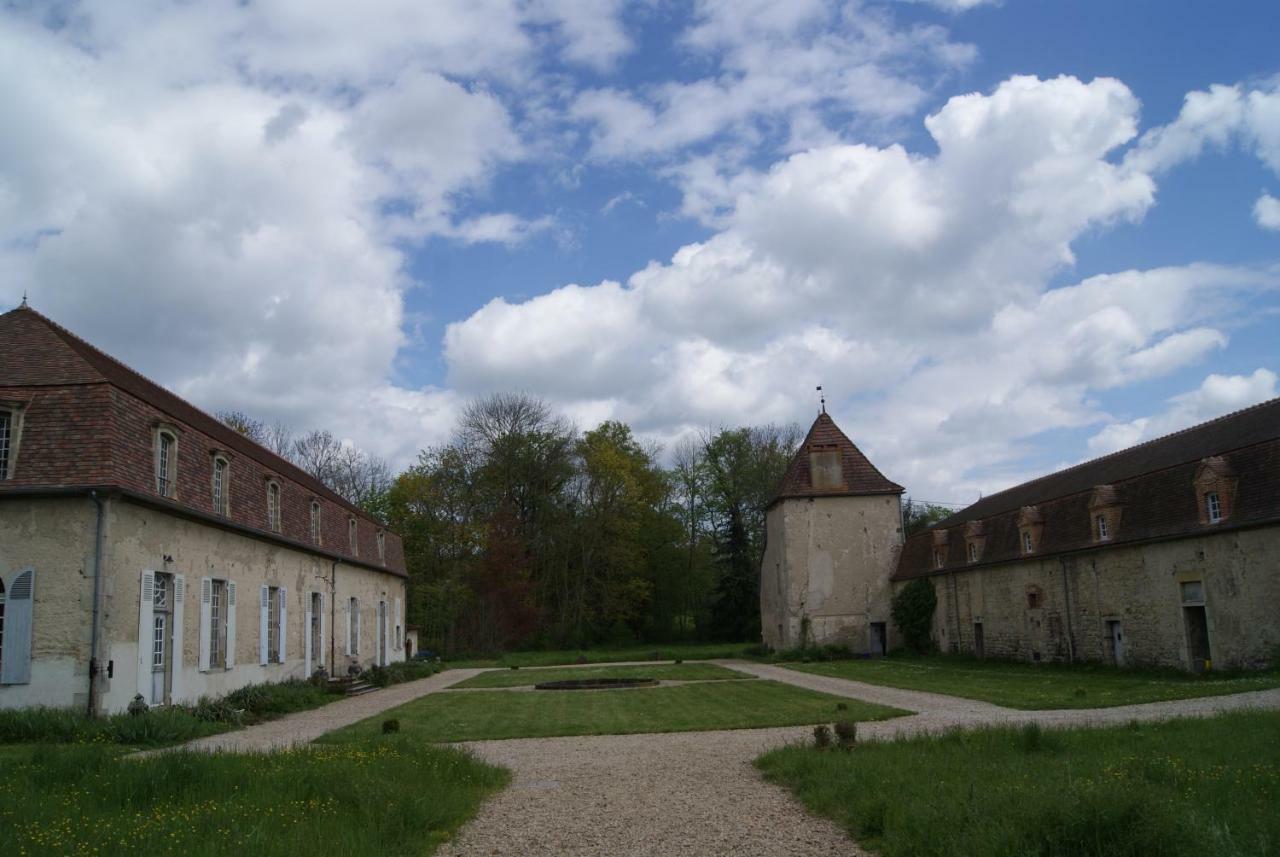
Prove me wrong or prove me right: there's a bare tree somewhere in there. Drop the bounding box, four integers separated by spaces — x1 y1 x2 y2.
216 410 293 458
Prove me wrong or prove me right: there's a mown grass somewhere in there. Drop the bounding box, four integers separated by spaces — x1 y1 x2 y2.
786 654 1280 709
0 739 506 856
757 711 1280 857
445 641 757 668
452 662 748 688
321 680 904 743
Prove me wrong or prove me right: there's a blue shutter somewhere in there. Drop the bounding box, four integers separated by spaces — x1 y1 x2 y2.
1 568 35 685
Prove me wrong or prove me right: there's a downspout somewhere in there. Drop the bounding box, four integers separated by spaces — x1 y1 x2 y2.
1059 556 1076 663
87 491 107 716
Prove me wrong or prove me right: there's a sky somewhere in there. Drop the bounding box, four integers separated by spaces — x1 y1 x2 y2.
2 0 1278 506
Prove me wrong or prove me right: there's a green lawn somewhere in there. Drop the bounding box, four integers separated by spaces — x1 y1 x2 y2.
445 641 757 668
758 711 1280 857
0 739 506 856
321 680 904 743
786 655 1280 709
451 662 748 688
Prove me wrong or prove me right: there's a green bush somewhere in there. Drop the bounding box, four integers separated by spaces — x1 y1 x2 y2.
890 577 937 653
368 659 440 688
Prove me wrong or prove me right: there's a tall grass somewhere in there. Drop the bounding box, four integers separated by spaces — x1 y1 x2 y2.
0 738 507 856
757 711 1280 857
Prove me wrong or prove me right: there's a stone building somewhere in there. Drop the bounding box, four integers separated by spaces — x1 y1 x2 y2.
0 305 408 714
760 411 904 652
893 397 1280 671
762 397 1280 671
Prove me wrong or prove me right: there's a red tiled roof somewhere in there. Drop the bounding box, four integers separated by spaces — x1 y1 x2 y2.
894 397 1280 580
771 412 904 505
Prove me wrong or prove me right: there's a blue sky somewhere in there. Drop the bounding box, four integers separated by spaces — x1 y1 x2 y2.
2 1 1278 502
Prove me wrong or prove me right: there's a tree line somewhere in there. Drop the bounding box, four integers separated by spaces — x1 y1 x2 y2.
222 395 801 653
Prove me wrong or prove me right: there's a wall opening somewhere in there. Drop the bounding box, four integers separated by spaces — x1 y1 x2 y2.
1106 619 1124 667
973 622 984 658
1183 606 1211 672
870 622 886 656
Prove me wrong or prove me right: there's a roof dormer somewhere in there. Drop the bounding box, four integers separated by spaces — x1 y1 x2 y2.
1088 484 1122 543
1193 456 1237 525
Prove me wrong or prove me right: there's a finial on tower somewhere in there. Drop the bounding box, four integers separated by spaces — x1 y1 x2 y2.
816 385 825 414
19 290 28 309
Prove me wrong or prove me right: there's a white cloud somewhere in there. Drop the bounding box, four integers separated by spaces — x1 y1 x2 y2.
1087 369 1278 456
897 0 1001 10
446 75 1272 497
1255 193 1280 231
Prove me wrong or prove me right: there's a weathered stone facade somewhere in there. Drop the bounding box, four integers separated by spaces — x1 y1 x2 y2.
760 412 904 652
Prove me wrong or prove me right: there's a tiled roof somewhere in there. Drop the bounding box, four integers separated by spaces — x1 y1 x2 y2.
771 412 904 504
894 397 1280 580
2 305 363 515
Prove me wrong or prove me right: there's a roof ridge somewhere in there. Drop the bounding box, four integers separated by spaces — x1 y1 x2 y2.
13 307 370 520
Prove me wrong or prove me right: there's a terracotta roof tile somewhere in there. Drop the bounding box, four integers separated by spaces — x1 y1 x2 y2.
771 412 903 504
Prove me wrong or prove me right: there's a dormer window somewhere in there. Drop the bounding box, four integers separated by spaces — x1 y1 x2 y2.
377 530 386 564
931 529 949 569
963 520 985 564
1017 505 1043 556
310 500 322 544
967 542 978 562
154 427 179 498
1193 456 1236 526
348 517 359 555
1205 491 1222 524
266 480 282 532
211 455 230 516
1088 485 1121 544
808 443 845 491
933 549 944 569
0 401 24 480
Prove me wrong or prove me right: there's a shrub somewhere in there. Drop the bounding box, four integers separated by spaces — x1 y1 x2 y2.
836 702 848 712
382 719 400 734
834 720 857 750
743 643 772 658
368 659 440 688
1021 722 1045 752
813 724 832 749
891 577 937 653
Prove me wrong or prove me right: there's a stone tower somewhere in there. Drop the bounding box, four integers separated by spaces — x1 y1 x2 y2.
760 412 904 652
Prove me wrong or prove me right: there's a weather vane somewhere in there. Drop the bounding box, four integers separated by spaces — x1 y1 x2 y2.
816 385 825 414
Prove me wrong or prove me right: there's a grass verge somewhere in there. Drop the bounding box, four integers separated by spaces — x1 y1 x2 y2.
0 739 506 856
786 654 1280 709
321 680 904 743
445 641 757 668
757 711 1280 857
452 662 748 688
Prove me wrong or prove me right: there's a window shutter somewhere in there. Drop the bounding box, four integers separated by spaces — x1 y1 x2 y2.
171 575 185 701
277 587 287 664
198 577 212 672
136 570 155 699
395 597 403 653
345 598 352 657
0 568 34 685
318 593 326 668
356 605 362 656
259 585 269 666
225 581 237 669
303 594 312 677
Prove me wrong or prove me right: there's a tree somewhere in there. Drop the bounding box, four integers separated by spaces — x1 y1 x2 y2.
891 577 938 653
902 498 955 536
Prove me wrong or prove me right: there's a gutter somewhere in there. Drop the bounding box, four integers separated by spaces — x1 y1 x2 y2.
87 490 109 716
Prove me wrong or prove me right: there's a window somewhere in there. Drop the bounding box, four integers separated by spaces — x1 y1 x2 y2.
1205 491 1222 524
933 549 944 569
1096 514 1109 541
310 501 322 544
967 542 978 563
0 578 5 670
377 530 386 564
1026 589 1042 610
0 569 33 684
211 455 230 516
200 577 235 672
0 407 18 480
264 585 283 664
349 517 359 556
266 481 281 532
1180 580 1205 603
1022 530 1034 555
155 429 178 497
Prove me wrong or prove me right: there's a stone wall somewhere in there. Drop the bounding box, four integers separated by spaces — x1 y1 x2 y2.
761 494 903 651
0 494 407 713
915 524 1280 671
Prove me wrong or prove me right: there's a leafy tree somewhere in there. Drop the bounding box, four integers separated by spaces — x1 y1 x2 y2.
891 577 938 653
901 497 955 536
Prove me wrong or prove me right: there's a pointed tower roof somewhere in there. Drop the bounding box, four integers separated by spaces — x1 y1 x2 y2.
771 412 904 506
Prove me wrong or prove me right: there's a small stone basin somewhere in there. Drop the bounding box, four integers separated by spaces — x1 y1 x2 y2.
534 677 658 691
